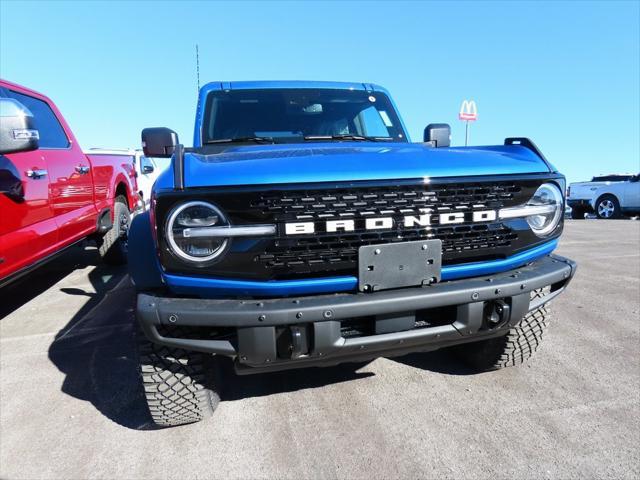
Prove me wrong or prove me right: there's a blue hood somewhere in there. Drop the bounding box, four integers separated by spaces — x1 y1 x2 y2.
179 142 550 188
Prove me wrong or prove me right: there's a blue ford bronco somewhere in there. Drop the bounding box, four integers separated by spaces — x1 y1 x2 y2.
130 81 576 426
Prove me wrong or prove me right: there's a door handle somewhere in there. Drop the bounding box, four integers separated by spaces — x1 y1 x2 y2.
26 169 48 179
75 165 90 174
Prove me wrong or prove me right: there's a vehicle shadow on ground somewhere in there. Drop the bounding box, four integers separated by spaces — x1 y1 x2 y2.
46 257 153 430
45 255 473 430
391 349 477 375
218 359 375 401
0 244 97 320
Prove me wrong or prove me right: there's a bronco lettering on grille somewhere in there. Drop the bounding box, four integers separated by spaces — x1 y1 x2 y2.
284 210 498 234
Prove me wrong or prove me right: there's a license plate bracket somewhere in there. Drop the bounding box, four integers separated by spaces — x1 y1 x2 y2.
358 239 442 292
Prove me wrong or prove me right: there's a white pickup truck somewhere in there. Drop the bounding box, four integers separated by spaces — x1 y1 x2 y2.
567 173 640 219
86 149 169 209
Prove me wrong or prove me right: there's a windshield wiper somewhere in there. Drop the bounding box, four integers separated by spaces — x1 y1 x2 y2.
304 134 393 142
205 136 275 144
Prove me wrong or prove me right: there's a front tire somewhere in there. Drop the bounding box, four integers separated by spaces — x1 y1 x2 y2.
454 289 550 371
595 194 621 219
137 326 220 427
98 195 130 265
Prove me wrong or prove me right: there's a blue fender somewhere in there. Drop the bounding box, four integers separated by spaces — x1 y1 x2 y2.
127 212 163 291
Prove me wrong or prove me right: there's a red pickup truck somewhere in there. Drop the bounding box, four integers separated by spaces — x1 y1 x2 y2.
0 79 138 287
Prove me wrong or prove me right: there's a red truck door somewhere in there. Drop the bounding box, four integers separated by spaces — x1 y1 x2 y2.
4 88 96 245
0 92 58 279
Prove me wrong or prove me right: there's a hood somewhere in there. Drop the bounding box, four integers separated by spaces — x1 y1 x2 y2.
180 142 551 188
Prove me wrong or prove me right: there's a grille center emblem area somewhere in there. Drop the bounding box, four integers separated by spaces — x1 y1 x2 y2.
284 210 498 235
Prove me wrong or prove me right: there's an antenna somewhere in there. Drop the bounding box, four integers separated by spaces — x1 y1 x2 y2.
195 44 200 93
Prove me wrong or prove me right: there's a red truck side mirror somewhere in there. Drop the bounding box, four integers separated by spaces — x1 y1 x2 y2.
0 98 40 155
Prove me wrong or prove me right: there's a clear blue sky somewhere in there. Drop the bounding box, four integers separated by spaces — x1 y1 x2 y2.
1 1 638 183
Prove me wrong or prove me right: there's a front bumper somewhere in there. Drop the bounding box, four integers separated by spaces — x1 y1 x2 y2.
137 254 576 374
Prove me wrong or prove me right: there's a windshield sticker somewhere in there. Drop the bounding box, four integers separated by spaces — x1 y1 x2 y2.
379 110 393 127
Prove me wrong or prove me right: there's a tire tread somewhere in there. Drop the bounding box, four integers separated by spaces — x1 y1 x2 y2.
137 327 219 427
455 288 551 371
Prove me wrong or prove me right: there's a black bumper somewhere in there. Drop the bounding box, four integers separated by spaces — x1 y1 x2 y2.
137 254 576 374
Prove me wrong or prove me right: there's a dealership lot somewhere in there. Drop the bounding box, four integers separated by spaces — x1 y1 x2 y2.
0 220 638 479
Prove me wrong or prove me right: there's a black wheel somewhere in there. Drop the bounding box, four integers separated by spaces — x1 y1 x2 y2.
98 195 130 265
454 289 550 371
595 194 621 219
137 326 220 427
570 207 585 219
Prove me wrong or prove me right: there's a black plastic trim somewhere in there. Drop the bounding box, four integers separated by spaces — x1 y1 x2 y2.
173 144 185 190
96 208 112 234
137 254 576 372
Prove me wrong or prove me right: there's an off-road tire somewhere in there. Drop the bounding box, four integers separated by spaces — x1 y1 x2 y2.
137 326 220 427
570 207 585 219
98 195 130 265
595 194 621 219
454 289 551 371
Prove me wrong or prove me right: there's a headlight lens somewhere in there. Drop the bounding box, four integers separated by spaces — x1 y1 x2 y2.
526 183 563 236
166 201 229 263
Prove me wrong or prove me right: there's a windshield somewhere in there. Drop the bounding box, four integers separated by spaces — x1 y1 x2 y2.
201 88 407 144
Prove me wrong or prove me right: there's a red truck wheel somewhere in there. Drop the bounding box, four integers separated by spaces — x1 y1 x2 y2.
98 195 130 265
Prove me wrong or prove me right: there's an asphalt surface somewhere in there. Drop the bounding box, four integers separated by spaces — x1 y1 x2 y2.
1 220 638 479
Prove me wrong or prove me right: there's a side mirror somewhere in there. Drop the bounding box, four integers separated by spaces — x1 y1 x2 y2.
0 98 40 155
423 123 451 148
630 175 640 183
141 127 179 158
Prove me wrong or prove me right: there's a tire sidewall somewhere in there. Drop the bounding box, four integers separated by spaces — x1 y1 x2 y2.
112 198 130 257
99 195 130 265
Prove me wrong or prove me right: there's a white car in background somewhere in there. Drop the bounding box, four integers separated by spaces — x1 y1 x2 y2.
568 173 640 219
85 149 169 209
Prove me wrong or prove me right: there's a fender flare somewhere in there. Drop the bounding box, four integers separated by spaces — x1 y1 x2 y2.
127 211 164 290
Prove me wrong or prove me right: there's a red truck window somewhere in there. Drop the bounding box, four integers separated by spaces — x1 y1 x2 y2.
5 90 70 149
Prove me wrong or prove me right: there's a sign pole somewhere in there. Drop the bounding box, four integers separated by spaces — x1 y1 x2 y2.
465 120 469 146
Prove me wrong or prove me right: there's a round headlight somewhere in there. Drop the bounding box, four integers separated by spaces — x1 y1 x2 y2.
526 183 563 236
166 201 229 264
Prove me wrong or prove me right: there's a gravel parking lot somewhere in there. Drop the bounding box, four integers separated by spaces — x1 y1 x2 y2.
1 220 638 479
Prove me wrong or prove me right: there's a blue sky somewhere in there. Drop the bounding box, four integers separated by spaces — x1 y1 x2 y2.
1 0 638 183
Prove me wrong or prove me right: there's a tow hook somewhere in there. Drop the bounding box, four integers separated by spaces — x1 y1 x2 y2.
290 326 305 358
485 300 510 329
276 325 310 359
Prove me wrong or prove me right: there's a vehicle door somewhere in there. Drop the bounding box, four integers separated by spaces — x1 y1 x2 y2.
4 88 96 245
622 175 640 208
0 89 57 279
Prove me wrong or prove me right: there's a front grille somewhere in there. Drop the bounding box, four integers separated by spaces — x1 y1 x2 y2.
155 176 553 281
252 183 523 273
